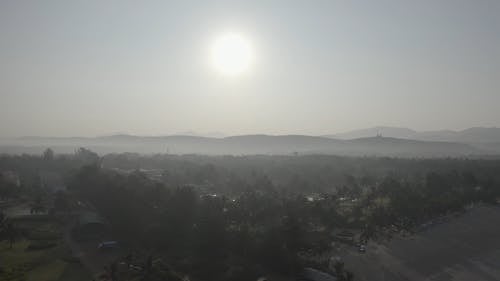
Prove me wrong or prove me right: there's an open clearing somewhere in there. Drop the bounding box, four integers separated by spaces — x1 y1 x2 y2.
0 211 91 281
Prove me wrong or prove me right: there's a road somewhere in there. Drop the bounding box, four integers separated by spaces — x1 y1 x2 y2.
342 206 500 281
63 219 125 279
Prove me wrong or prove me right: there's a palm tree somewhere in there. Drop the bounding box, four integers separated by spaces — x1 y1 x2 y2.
6 222 16 249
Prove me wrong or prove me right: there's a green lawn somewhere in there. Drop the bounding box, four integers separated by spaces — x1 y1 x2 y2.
0 240 64 281
0 219 91 281
26 260 66 281
57 263 93 281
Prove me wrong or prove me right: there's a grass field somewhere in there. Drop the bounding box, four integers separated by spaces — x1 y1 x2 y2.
0 217 91 281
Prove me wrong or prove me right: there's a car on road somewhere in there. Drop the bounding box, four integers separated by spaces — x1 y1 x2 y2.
358 244 366 253
98 240 118 250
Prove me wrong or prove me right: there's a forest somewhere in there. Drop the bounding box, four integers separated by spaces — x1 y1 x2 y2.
1 150 500 281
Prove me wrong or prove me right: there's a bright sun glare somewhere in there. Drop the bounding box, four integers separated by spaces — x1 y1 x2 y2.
211 33 253 76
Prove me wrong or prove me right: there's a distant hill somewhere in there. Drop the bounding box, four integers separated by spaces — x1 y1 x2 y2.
418 127 500 143
347 136 478 157
325 127 418 140
0 134 487 157
327 126 500 143
174 131 226 138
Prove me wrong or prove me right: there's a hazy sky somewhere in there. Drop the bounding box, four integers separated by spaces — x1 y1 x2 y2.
1 0 499 137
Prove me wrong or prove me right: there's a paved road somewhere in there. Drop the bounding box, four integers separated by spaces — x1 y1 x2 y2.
63 222 124 278
342 206 500 281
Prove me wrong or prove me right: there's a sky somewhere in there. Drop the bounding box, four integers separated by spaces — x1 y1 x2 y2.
1 0 499 137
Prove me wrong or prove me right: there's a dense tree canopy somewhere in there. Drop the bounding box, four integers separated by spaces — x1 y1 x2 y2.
1 151 500 280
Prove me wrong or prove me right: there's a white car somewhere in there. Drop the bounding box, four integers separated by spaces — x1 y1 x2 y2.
358 244 366 253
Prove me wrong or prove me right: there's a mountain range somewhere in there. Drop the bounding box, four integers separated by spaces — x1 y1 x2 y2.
2 127 500 157
326 126 500 143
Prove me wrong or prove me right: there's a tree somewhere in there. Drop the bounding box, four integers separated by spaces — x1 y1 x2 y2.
43 148 54 161
74 147 99 164
0 177 17 200
334 260 345 278
53 191 70 213
6 222 16 249
282 211 306 253
333 260 354 281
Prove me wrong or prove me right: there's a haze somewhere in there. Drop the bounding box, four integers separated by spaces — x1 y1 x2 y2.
1 0 499 137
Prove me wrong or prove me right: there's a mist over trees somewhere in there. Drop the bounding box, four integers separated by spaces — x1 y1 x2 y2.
3 132 499 157
2 150 500 280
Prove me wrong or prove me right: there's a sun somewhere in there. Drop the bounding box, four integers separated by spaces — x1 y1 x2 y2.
211 33 253 76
